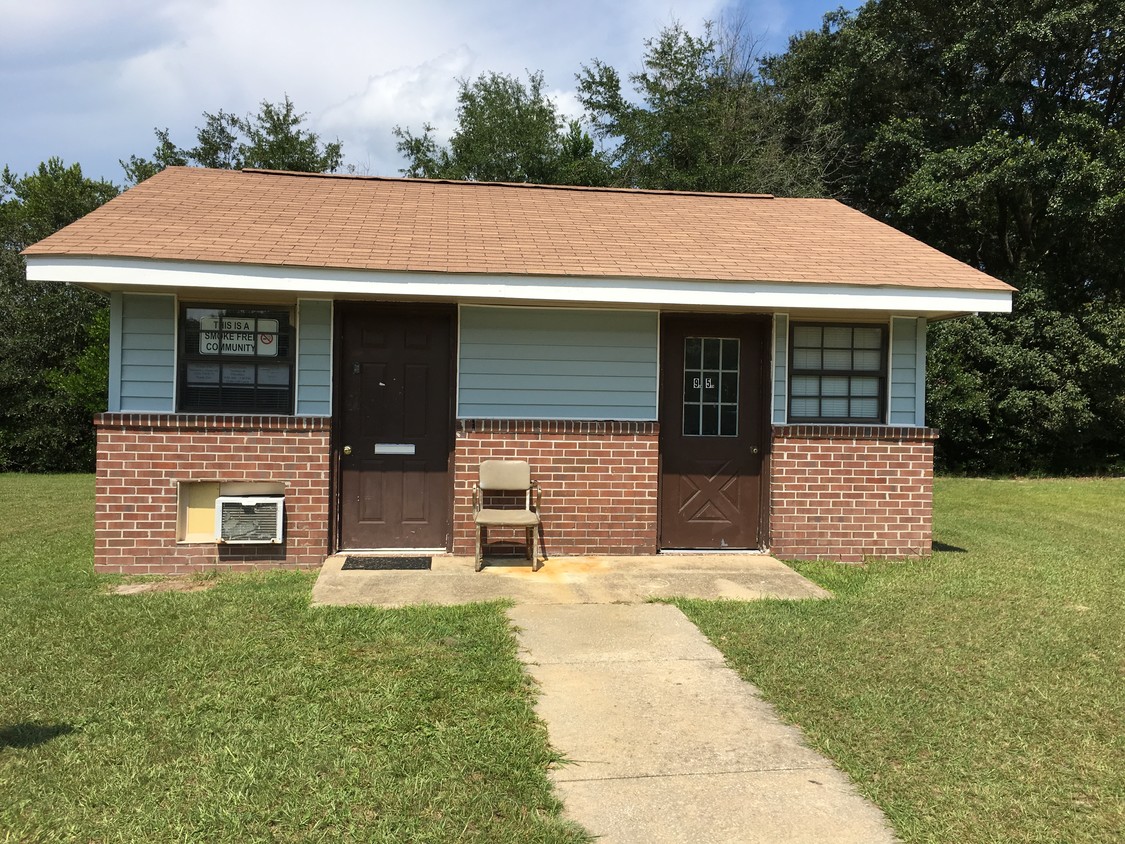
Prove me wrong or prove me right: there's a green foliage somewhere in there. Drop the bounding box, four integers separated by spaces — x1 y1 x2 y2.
394 71 608 185
0 160 118 472
118 127 188 184
766 0 1125 471
394 22 827 195
765 0 1125 291
766 0 1125 285
47 307 111 421
122 95 344 183
576 21 829 195
928 289 1125 473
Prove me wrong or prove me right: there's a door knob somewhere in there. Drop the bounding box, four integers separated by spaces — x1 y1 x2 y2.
751 447 760 455
343 445 352 455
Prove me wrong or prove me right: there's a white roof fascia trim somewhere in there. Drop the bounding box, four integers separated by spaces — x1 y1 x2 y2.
25 256 1014 314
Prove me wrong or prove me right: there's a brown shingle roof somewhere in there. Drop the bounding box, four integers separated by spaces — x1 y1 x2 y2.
24 167 1013 292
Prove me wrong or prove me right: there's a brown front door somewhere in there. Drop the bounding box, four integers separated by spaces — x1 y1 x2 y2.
659 314 768 549
336 304 453 549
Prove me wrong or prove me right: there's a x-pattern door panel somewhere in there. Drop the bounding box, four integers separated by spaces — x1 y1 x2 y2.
676 460 744 525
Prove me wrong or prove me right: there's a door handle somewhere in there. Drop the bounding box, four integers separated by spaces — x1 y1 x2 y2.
343 445 352 455
751 447 760 455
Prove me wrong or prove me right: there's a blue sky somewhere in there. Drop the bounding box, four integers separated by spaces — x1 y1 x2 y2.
1 1 855 185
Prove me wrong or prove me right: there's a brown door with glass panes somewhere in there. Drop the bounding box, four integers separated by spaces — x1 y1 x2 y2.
336 304 454 550
659 314 768 549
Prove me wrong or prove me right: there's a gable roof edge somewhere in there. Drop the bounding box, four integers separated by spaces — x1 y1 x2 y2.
25 254 1014 319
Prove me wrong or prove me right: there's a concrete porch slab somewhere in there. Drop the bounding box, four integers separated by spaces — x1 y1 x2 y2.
310 553 830 607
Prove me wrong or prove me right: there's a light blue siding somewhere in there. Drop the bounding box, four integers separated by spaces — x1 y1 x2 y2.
115 293 175 412
107 293 122 411
889 317 926 425
915 318 927 426
458 307 658 420
773 314 788 424
297 299 333 416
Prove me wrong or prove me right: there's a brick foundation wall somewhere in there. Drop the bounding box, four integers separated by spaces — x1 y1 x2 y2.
94 414 331 575
93 413 935 572
769 425 937 562
453 420 659 557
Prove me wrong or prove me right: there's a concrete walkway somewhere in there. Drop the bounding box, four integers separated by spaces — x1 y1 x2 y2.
509 604 898 844
312 556 896 841
311 553 830 606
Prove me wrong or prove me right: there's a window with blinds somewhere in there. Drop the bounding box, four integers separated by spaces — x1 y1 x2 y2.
788 324 887 423
178 305 294 414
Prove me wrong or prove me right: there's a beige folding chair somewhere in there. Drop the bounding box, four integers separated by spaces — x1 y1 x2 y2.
473 460 541 572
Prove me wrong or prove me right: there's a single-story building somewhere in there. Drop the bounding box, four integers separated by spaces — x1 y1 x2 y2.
23 167 1013 573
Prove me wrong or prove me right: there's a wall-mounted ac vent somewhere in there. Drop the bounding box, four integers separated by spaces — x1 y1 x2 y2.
215 496 284 544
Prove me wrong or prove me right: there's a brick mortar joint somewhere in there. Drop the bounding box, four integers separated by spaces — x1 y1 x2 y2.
772 424 939 442
96 413 332 433
457 419 658 436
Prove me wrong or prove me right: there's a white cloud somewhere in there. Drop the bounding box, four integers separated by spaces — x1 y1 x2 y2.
1 0 822 183
320 46 477 176
0 0 185 69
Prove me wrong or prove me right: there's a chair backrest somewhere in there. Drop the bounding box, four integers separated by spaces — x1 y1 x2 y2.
478 460 531 491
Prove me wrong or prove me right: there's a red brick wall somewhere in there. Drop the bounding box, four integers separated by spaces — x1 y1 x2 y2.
769 425 937 562
453 420 659 557
94 414 331 575
92 413 935 572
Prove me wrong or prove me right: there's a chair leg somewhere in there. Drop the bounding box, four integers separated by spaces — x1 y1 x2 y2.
529 526 541 572
475 526 483 572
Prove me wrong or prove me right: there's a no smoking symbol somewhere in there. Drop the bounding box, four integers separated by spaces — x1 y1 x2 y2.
259 334 275 345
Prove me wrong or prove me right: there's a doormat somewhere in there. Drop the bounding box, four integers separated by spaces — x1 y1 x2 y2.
341 556 432 571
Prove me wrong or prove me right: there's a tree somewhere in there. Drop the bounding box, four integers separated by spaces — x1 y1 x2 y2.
394 71 609 185
576 21 830 195
765 0 1125 472
394 23 829 195
0 159 119 471
928 287 1125 473
122 96 344 183
765 0 1125 299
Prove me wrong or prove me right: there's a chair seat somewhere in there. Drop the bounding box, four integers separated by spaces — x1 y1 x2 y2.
474 508 539 527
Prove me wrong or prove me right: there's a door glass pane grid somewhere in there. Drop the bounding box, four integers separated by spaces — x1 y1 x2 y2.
684 337 739 437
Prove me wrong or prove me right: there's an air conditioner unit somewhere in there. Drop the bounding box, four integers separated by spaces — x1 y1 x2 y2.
215 496 284 544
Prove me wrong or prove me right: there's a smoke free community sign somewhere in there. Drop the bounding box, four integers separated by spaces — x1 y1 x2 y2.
199 317 279 357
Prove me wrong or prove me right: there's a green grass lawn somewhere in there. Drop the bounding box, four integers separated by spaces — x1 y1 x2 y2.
4 475 1123 842
0 475 588 843
678 477 1125 843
